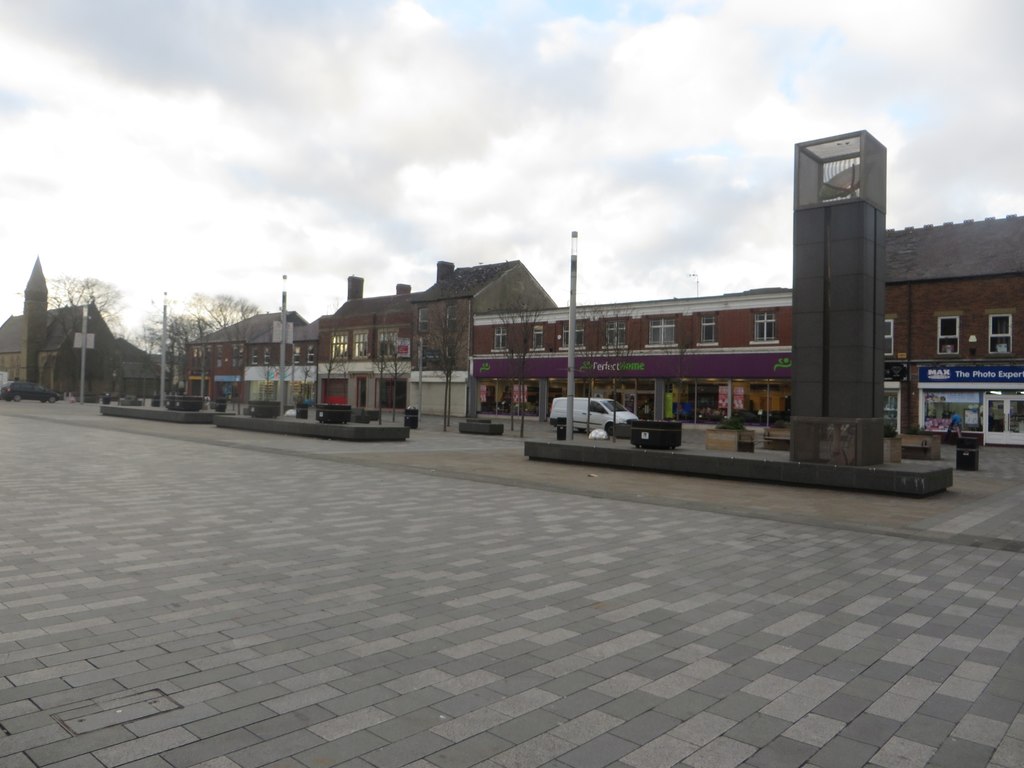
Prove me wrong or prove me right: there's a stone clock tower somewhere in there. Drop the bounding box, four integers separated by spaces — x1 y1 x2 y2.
790 131 887 466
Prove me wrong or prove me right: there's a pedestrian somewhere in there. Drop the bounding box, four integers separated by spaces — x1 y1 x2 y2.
947 411 962 443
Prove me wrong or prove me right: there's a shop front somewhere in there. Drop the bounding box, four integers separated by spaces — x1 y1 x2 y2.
470 350 793 424
918 364 1024 446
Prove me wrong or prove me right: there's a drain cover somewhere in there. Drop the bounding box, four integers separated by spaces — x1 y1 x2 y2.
54 690 181 735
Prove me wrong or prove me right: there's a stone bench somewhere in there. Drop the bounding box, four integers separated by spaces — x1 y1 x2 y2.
459 419 504 436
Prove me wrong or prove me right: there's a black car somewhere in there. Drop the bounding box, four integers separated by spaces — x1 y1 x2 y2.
1 381 61 402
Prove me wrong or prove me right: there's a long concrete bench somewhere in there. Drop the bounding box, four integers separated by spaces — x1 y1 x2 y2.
459 419 504 435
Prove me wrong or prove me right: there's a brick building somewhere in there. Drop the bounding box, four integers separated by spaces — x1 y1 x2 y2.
185 311 314 406
885 215 1024 445
471 288 794 423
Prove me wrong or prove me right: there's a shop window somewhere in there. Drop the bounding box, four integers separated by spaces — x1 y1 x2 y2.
990 314 1011 353
648 318 675 346
884 319 894 356
700 315 717 344
353 330 368 358
753 312 777 342
494 326 507 350
937 316 959 354
605 320 626 348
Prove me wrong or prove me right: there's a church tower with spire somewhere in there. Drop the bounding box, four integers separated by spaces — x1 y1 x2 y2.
21 257 48 382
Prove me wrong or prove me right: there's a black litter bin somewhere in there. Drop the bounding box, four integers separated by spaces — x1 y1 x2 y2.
630 420 682 449
956 436 979 470
555 417 567 441
404 407 419 429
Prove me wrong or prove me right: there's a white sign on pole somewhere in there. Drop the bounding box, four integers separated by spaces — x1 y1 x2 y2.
73 333 96 349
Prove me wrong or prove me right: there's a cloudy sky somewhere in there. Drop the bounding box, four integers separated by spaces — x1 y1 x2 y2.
2 0 1022 337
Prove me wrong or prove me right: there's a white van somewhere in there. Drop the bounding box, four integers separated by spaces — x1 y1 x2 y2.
548 397 639 433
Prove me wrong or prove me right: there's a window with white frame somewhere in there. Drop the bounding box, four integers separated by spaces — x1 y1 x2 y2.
532 325 544 350
648 318 675 345
884 319 894 356
494 325 507 350
292 347 300 364
306 345 316 364
263 348 271 365
560 321 584 348
418 307 428 333
700 315 717 344
377 328 398 357
353 330 369 358
937 316 959 354
251 348 259 365
753 312 776 342
990 314 1011 353
331 332 348 360
605 320 626 348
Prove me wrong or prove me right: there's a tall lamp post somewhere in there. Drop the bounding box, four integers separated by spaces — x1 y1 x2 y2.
78 305 88 403
279 275 288 417
159 294 167 406
567 231 578 441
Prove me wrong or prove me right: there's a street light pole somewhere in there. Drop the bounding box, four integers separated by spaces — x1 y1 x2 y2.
280 275 288 417
78 305 88 404
159 293 167 407
567 231 578 441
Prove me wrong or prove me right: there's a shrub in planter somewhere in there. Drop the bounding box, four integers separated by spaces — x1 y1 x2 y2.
706 416 755 452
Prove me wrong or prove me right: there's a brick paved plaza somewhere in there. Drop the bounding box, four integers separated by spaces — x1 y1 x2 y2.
2 407 1023 767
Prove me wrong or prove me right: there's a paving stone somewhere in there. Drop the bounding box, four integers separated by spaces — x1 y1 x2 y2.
4 412 1024 768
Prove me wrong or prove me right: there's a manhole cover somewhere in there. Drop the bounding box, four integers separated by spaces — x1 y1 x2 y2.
53 690 181 735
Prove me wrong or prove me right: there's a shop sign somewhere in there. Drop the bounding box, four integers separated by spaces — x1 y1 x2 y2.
919 365 1024 384
579 360 647 372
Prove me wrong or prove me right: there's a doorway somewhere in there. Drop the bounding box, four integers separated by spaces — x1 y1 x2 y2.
984 395 1024 446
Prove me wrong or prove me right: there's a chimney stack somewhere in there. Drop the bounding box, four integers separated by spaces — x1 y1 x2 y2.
347 275 364 300
396 284 411 295
436 261 455 282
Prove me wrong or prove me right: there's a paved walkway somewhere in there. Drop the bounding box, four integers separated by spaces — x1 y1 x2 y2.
2 405 1023 768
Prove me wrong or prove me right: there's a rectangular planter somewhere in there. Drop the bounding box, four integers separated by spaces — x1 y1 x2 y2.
883 437 902 464
706 429 755 453
167 395 204 412
630 421 682 449
249 402 279 418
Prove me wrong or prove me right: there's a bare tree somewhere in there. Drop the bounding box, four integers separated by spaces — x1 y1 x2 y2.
372 330 411 423
497 302 545 438
49 275 126 336
138 292 261 395
187 294 261 331
575 306 640 438
321 330 351 404
421 300 469 431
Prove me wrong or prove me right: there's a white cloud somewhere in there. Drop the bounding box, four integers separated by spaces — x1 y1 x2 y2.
1 0 1022 336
